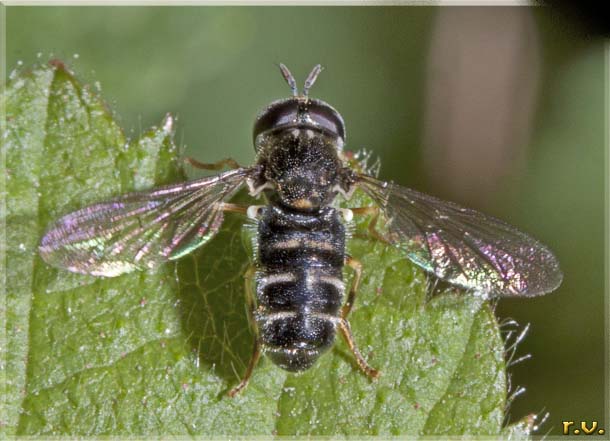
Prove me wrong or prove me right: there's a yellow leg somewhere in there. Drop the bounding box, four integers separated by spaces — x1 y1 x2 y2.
243 265 257 331
228 265 261 397
219 202 248 215
227 339 262 397
340 255 380 379
339 318 380 379
342 256 363 319
186 157 242 171
351 206 390 244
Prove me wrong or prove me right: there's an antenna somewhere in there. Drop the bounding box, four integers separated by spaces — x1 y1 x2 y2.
277 63 324 97
278 63 298 97
303 64 323 97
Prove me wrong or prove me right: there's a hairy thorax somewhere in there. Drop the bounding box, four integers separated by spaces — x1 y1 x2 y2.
255 128 347 212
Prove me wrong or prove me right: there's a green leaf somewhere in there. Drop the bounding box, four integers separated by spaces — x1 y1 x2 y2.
2 61 523 436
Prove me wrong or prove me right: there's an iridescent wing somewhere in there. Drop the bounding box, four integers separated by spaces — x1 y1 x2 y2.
40 168 254 277
356 174 563 297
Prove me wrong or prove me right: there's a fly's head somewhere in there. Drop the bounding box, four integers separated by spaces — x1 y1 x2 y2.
252 64 346 152
252 64 350 211
253 96 346 151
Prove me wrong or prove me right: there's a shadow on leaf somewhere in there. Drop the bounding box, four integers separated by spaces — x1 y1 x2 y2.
174 196 254 389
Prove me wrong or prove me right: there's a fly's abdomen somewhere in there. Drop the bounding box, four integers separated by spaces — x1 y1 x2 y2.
255 204 346 372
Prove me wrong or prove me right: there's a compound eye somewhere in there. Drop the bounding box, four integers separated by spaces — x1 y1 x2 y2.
252 98 346 146
253 99 298 141
307 100 346 142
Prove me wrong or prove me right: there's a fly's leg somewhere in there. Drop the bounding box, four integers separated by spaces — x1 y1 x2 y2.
242 265 258 332
351 206 390 244
228 265 262 397
339 319 380 379
228 340 261 397
219 203 248 215
217 203 266 217
341 255 362 319
186 157 242 171
339 256 380 379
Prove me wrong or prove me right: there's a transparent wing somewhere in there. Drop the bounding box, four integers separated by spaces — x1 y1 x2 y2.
357 174 563 297
40 168 254 277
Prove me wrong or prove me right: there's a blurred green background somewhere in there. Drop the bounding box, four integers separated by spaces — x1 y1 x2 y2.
6 6 606 436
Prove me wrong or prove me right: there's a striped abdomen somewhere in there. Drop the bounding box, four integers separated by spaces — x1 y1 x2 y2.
255 204 346 371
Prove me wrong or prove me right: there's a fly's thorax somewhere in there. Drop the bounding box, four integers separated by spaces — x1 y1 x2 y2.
255 128 349 212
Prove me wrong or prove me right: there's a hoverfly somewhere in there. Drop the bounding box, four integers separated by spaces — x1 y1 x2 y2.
39 64 563 396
